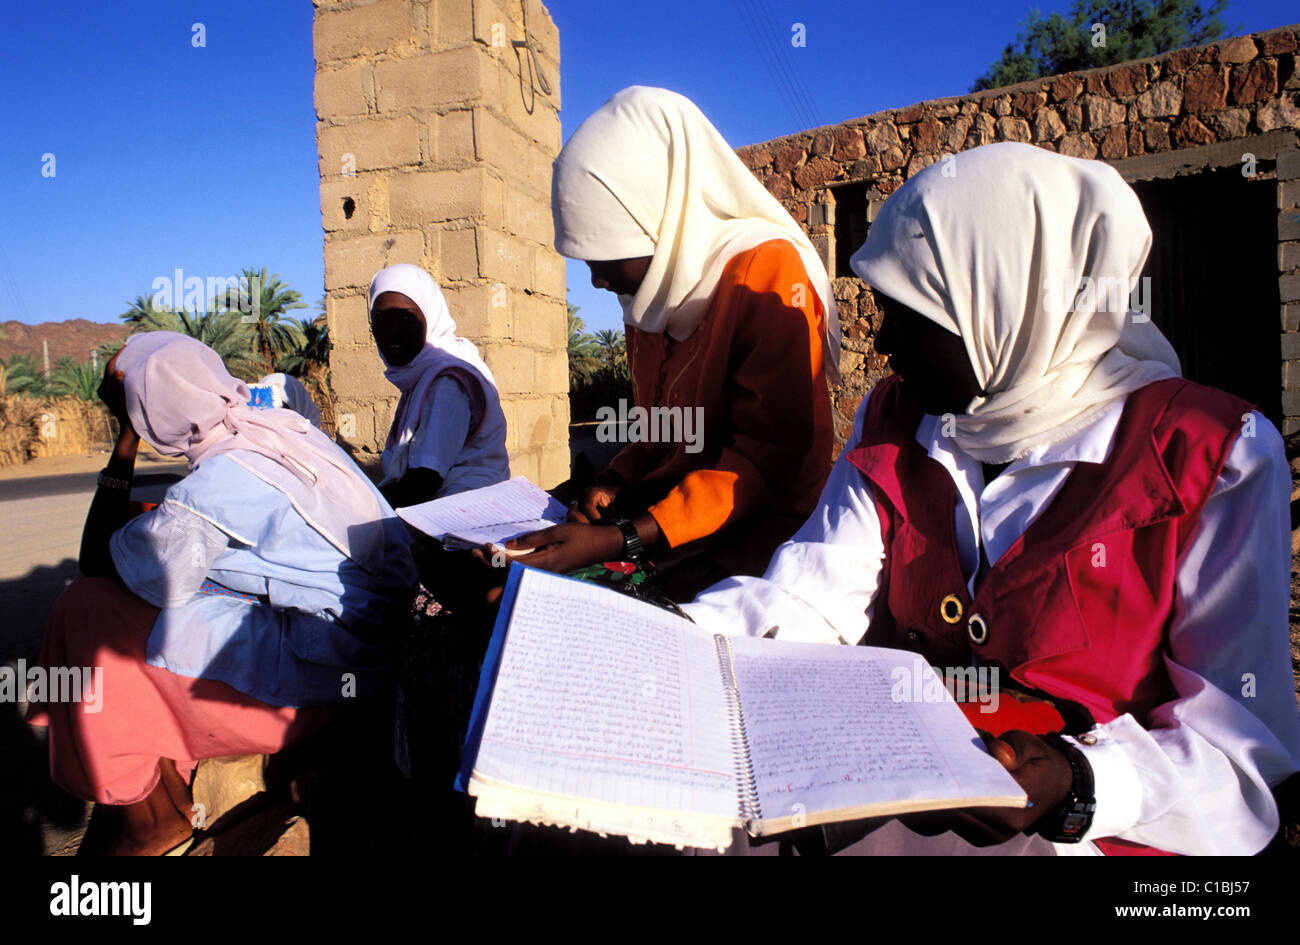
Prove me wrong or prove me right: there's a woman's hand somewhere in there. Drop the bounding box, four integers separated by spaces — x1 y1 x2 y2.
97 351 132 432
899 730 1074 846
506 522 624 574
569 484 623 523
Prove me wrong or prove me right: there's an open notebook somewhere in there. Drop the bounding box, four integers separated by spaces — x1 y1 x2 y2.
396 477 567 551
456 566 1027 851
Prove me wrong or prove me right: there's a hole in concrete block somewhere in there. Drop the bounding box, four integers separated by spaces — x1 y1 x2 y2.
342 197 356 219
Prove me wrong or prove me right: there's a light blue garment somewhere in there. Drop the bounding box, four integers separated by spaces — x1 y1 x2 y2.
110 452 417 707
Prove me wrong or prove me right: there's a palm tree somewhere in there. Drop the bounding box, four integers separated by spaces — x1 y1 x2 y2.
0 353 46 397
277 315 331 378
593 329 627 376
49 357 100 401
567 306 602 388
229 267 307 376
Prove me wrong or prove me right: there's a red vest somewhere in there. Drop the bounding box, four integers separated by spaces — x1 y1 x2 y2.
846 374 1250 730
846 376 1251 855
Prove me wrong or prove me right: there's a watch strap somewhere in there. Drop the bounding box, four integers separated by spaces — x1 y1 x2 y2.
610 517 645 562
1035 732 1096 843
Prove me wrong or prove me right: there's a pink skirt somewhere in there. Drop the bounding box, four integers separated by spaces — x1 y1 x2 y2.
25 577 331 805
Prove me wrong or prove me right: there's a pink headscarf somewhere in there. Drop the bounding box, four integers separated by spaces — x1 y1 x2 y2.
116 331 388 572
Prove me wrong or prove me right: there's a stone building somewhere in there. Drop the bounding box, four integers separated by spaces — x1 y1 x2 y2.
735 24 1300 442
312 0 569 486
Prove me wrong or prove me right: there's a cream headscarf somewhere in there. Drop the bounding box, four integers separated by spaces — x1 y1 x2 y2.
552 85 841 382
117 331 388 572
368 264 499 485
851 141 1180 464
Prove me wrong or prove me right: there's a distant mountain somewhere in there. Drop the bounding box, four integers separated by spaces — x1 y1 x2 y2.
0 320 129 367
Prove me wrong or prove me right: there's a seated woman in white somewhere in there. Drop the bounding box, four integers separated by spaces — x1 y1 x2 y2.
368 264 510 509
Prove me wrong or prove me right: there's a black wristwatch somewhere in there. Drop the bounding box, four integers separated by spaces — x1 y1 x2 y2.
1035 732 1096 843
610 517 646 563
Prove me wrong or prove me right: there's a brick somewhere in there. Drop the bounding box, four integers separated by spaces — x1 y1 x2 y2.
318 116 420 177
1011 90 1048 116
504 184 554 246
740 146 772 169
442 283 509 339
315 63 371 118
1283 303 1300 331
765 174 795 199
912 117 942 151
375 47 493 111
1217 36 1258 64
388 167 502 225
324 292 372 348
320 178 371 235
330 355 397 399
1283 390 1300 417
1285 241 1300 271
510 293 563 348
1084 95 1126 130
323 230 424 291
534 249 566 300
476 228 534 285
895 103 924 123
536 349 569 396
1282 211 1300 242
967 112 996 147
475 109 552 198
1283 273 1300 303
1062 101 1083 131
483 343 535 395
1282 181 1300 208
497 77 561 154
439 227 478 281
314 0 412 62
1143 121 1171 151
431 110 475 165
811 132 834 157
511 396 557 449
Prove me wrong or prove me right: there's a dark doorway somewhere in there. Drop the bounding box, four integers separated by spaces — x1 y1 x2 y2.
1131 166 1281 427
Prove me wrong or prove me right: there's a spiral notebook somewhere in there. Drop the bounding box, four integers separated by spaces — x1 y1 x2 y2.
456 566 1027 851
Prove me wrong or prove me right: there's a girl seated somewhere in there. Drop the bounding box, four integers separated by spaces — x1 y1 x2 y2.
511 86 840 601
684 141 1300 855
27 331 417 855
368 264 510 509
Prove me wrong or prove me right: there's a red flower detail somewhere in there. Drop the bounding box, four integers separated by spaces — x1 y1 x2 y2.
602 561 637 574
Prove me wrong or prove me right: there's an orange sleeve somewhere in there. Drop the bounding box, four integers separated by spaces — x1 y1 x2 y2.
648 241 828 549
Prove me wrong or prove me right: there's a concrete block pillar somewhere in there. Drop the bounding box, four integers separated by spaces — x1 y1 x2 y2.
313 0 569 486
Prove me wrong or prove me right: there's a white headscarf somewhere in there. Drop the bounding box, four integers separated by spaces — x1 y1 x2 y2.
851 142 1180 464
259 372 322 429
552 86 841 382
117 332 388 572
368 264 498 482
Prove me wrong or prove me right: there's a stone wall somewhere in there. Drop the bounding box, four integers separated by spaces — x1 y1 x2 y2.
313 0 569 486
736 25 1300 442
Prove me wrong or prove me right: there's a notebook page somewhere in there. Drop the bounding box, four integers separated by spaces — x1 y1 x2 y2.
726 637 1025 826
397 476 566 537
472 569 739 826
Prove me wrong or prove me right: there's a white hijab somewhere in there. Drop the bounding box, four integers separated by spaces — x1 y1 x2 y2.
851 142 1180 464
368 264 498 481
117 332 388 572
552 86 841 382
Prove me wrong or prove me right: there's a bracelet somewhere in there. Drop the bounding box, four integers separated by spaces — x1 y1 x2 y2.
96 469 132 492
610 517 646 563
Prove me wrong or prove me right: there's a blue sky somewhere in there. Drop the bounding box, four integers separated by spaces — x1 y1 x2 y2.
1 0 1291 337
